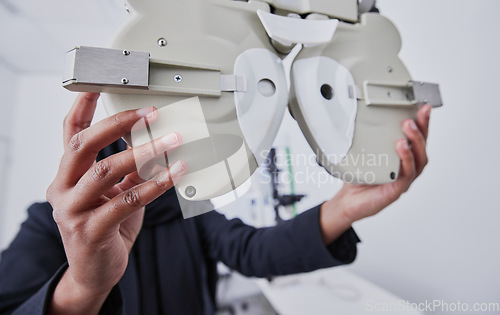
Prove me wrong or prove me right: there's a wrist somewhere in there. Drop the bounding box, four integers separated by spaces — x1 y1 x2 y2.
49 268 111 315
326 187 358 223
319 195 354 245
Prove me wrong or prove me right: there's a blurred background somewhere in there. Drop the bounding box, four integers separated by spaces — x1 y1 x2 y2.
0 0 499 314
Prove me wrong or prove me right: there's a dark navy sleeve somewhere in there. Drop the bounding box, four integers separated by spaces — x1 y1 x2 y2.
196 205 360 278
0 203 123 314
0 203 66 314
9 264 67 315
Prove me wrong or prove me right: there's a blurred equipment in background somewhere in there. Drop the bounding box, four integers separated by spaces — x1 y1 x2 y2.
265 148 305 223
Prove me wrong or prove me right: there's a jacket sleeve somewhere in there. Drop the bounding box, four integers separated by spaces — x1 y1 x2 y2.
0 203 122 314
196 205 361 278
0 203 67 314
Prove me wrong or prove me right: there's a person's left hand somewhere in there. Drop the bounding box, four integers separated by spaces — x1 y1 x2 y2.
320 105 432 243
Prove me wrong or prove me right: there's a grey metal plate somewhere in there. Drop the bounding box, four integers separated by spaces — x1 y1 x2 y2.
411 81 443 107
64 46 149 88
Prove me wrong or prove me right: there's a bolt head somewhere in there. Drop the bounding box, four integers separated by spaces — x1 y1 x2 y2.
158 38 167 47
121 78 129 85
185 186 196 198
123 50 130 56
174 74 183 83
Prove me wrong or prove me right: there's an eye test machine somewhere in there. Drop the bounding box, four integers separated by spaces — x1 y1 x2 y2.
62 0 442 215
59 1 439 312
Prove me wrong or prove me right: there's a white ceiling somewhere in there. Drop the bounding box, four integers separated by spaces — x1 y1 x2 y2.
0 0 129 73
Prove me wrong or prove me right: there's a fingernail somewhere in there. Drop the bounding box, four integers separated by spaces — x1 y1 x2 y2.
409 120 418 130
402 140 410 150
426 106 432 119
161 132 180 147
84 93 100 101
169 160 186 176
137 106 155 117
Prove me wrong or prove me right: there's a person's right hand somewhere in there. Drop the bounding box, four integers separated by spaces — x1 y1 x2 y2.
46 93 186 315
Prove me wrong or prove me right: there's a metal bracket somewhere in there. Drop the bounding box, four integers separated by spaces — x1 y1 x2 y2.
410 81 442 108
63 46 149 90
63 46 244 97
363 80 442 107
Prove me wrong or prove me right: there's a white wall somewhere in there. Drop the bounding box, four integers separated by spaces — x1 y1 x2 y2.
346 0 500 312
0 62 18 248
0 0 123 249
0 75 107 249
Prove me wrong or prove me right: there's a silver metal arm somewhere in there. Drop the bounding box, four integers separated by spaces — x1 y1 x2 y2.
63 46 245 97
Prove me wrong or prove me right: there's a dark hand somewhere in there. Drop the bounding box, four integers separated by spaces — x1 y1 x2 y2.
320 105 432 243
46 93 185 314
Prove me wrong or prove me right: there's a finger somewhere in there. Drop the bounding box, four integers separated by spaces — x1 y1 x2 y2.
74 132 181 204
94 160 187 232
60 106 158 185
63 93 100 147
104 172 147 199
393 139 417 193
402 119 428 174
416 104 432 140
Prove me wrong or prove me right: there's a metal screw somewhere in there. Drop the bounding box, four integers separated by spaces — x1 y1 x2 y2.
387 66 393 73
123 50 130 56
185 186 196 198
174 74 183 83
158 38 167 47
122 78 129 85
